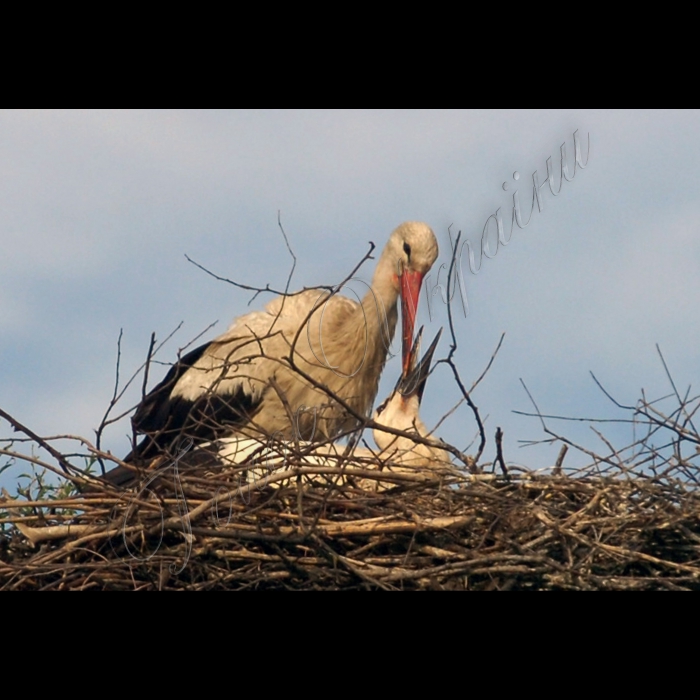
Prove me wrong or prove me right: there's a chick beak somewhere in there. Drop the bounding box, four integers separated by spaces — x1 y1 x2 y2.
397 327 442 403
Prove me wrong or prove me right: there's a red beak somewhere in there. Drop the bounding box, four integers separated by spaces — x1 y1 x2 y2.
400 269 424 375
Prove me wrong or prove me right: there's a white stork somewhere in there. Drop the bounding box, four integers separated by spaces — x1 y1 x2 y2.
103 221 438 486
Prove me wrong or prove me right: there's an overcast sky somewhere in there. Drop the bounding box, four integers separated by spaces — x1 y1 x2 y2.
1 109 698 490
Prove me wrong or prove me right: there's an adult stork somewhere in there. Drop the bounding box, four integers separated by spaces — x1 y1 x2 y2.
103 221 438 486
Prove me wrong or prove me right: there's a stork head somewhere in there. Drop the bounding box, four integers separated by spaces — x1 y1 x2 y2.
387 222 438 375
373 327 442 450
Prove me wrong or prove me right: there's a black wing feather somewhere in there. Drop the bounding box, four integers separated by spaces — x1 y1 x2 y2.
132 341 212 433
108 341 262 482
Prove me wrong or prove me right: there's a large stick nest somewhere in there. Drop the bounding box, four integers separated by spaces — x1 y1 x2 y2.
2 451 699 590
2 233 698 589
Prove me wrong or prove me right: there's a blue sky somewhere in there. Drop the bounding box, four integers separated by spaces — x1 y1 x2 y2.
1 109 698 490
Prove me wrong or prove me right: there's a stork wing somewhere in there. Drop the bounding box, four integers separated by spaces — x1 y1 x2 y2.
132 341 211 433
126 339 264 464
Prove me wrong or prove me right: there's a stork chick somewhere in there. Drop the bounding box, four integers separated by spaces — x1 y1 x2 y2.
371 326 452 469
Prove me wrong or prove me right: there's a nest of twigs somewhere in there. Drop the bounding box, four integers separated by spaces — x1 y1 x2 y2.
2 452 700 590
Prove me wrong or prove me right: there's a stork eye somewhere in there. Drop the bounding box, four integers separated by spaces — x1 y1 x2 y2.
403 242 411 259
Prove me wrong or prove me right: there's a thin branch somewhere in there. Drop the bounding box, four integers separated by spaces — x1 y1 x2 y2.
0 409 74 477
470 333 506 393
552 444 568 476
494 427 509 477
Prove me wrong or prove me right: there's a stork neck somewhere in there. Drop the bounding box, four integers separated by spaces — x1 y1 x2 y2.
373 393 428 451
359 250 400 357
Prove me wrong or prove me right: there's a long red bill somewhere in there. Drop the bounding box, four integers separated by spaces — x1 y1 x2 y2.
400 269 424 375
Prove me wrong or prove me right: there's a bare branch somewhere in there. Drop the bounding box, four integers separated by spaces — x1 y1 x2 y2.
494 427 509 477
